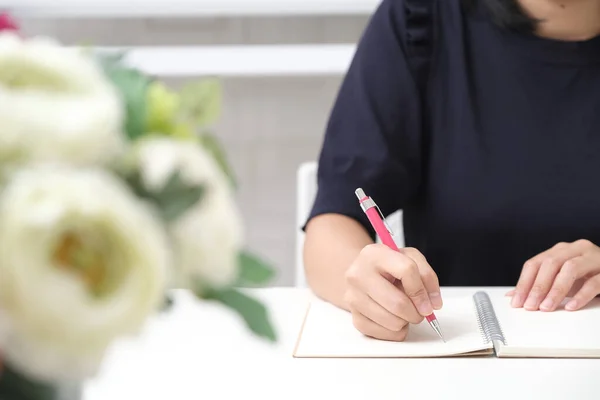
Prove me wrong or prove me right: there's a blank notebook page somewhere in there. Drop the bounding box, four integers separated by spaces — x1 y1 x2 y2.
491 295 600 357
293 296 491 358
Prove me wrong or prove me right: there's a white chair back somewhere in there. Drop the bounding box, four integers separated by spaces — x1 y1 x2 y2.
295 161 404 287
295 162 318 288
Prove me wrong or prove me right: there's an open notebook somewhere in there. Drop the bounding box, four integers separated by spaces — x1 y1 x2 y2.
293 291 600 358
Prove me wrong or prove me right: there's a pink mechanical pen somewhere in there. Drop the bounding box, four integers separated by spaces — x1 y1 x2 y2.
355 188 446 342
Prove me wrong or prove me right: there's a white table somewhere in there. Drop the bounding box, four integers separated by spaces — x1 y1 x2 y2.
84 287 600 400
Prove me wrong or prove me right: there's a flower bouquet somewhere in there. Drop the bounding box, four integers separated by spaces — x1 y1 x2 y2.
0 13 277 400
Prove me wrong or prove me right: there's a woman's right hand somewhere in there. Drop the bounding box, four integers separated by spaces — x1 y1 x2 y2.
343 244 443 341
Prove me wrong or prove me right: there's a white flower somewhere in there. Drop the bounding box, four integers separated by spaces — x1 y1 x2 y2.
130 137 243 289
0 166 170 382
0 32 125 169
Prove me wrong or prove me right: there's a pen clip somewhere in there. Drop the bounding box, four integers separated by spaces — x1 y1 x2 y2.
368 199 394 237
376 204 395 237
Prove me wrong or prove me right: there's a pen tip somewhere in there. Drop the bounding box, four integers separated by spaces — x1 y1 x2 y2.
430 319 446 342
355 188 366 200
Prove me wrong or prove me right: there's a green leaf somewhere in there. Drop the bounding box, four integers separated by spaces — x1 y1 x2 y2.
125 169 204 223
98 53 151 141
204 287 277 342
236 251 276 286
0 363 58 400
178 79 222 127
198 133 237 188
158 171 205 221
146 81 180 135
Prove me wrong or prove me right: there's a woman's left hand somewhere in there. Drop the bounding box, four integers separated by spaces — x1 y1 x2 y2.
508 239 600 312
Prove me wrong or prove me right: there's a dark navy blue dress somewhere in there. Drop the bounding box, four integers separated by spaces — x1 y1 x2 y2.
307 0 600 286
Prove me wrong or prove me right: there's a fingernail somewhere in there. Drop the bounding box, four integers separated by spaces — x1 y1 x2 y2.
429 292 443 309
511 293 523 307
524 295 538 309
565 299 578 311
418 301 434 316
540 298 554 311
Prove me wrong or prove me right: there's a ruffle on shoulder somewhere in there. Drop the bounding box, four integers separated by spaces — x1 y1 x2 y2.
404 0 434 91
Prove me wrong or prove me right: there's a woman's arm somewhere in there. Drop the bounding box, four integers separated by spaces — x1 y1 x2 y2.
302 0 426 306
304 214 373 310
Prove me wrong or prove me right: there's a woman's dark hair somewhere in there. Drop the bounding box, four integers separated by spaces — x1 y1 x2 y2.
461 0 538 32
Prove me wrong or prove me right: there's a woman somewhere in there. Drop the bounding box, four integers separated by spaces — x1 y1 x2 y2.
303 0 600 341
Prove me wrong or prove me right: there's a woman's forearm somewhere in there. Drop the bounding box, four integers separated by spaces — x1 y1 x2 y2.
303 214 373 310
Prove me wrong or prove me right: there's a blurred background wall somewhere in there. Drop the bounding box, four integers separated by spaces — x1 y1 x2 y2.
18 15 370 286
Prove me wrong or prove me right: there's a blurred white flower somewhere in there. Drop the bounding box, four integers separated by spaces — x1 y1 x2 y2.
0 32 125 169
0 166 169 382
131 137 243 289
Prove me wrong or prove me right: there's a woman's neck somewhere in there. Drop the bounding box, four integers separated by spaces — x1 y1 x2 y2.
517 0 600 40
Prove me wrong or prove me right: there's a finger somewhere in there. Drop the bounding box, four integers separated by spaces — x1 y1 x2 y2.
513 242 577 308
525 242 569 266
523 257 565 310
523 245 587 310
366 245 433 316
363 276 424 324
512 259 542 308
403 247 443 310
357 244 396 284
567 278 585 297
565 274 600 311
346 289 408 331
505 289 515 296
352 312 410 342
540 256 596 311
347 246 423 324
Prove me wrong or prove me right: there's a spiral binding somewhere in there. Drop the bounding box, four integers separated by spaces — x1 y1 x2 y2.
473 291 506 345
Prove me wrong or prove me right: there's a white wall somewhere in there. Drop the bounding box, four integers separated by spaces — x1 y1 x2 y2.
19 15 369 286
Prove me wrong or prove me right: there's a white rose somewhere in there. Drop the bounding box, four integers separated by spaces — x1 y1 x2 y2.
130 137 243 289
0 166 170 382
0 32 125 168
